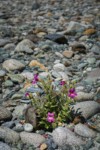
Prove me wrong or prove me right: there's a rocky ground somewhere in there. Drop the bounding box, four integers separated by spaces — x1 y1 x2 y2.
0 0 100 149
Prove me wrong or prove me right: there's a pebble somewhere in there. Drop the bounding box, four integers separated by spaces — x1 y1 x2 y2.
0 70 6 77
15 39 35 54
66 21 88 33
0 106 12 121
63 50 74 58
2 59 25 72
20 132 45 147
24 123 33 132
0 0 100 149
75 123 96 138
53 63 65 72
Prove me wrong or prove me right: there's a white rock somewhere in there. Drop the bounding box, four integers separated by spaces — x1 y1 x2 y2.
73 101 100 119
2 59 25 71
24 123 33 132
15 39 34 53
53 63 65 72
75 123 96 138
20 132 45 147
52 127 85 146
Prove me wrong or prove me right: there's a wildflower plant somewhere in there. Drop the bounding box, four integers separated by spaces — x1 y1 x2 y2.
25 74 77 131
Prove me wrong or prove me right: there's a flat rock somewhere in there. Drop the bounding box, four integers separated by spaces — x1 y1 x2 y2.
20 132 45 147
75 123 96 138
52 127 85 146
75 92 94 101
2 59 25 71
15 39 35 54
73 101 100 119
0 127 20 143
0 106 12 121
0 142 11 150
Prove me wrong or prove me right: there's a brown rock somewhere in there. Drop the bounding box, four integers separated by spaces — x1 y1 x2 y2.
29 60 48 71
83 28 96 35
63 50 74 58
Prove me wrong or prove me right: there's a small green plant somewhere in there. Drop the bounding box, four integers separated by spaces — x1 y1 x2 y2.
25 74 77 131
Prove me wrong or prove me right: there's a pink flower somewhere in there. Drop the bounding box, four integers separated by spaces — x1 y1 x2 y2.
47 112 55 123
60 80 66 86
25 92 29 97
32 74 39 84
68 88 77 99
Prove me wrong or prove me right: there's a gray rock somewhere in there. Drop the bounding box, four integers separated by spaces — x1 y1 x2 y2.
24 123 33 132
0 142 11 150
73 101 100 119
2 121 15 129
13 105 26 118
87 57 96 65
75 123 96 138
45 34 68 44
0 127 20 143
75 92 94 101
85 68 100 83
4 43 15 51
15 39 34 54
0 70 6 77
21 72 34 81
52 127 85 146
66 21 88 32
0 106 12 121
2 59 25 71
91 45 100 55
53 63 65 72
0 39 11 47
20 132 45 147
4 80 13 87
7 74 24 83
13 123 24 132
